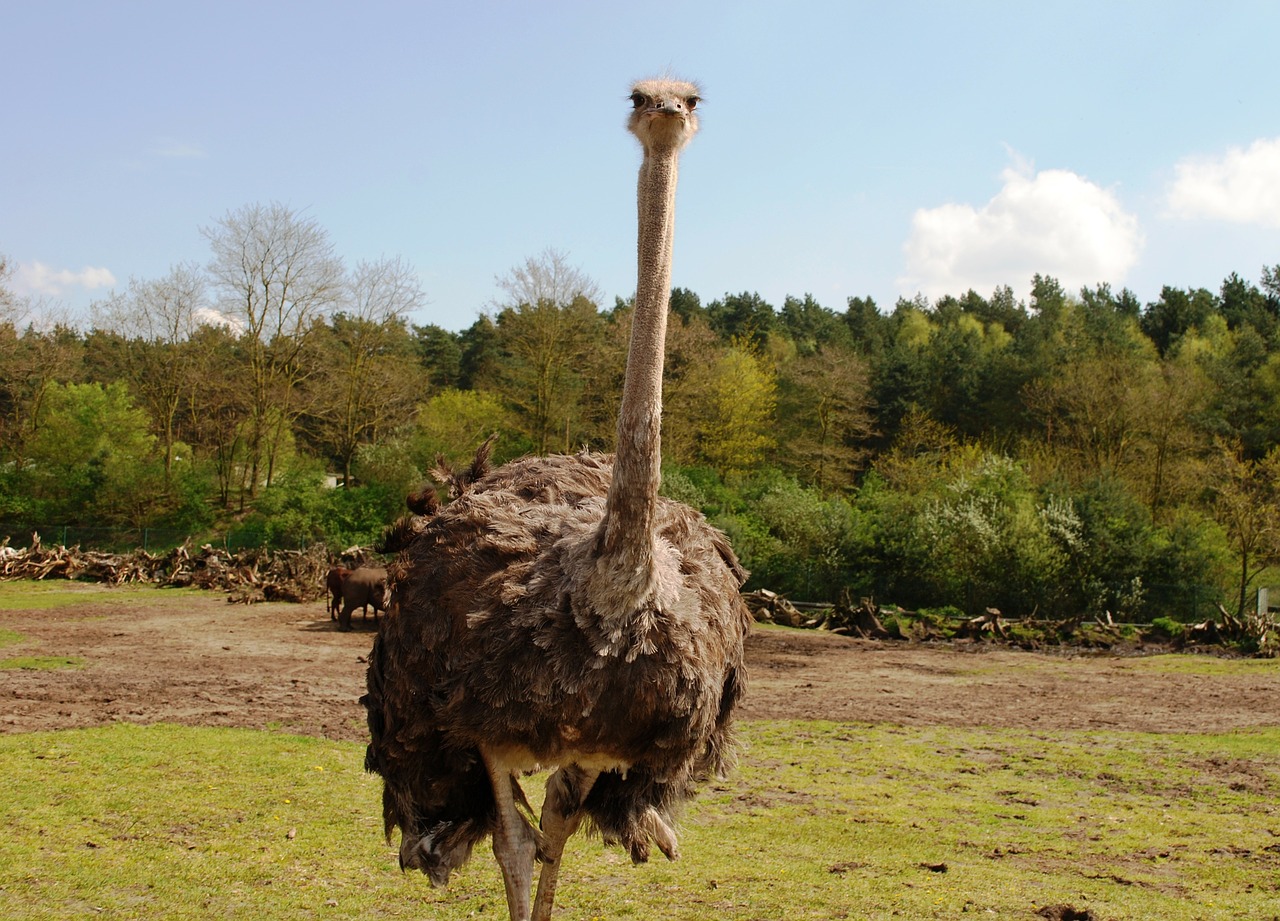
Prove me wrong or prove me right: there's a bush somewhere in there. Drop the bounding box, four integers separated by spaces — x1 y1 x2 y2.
226 469 399 550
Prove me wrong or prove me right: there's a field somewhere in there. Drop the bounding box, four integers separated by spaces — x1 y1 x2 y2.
1 582 1278 920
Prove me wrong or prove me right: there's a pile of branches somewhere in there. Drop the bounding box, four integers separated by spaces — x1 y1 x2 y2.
1170 603 1278 657
746 587 1278 657
0 533 370 605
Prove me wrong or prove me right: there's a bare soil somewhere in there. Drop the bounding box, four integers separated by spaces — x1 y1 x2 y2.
2 588 1278 740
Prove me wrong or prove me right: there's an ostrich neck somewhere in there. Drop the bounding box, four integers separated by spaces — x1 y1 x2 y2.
599 146 680 565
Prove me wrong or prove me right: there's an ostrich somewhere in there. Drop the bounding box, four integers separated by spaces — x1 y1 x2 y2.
363 78 751 921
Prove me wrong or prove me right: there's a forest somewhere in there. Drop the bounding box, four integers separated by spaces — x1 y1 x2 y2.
4 202 1280 624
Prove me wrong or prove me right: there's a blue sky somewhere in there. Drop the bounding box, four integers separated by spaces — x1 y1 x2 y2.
5 1 1280 331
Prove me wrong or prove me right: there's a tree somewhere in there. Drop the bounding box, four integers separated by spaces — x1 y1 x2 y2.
698 339 776 477
180 323 249 508
914 452 1080 616
778 294 850 355
203 202 344 503
22 381 169 527
660 312 722 466
0 321 84 467
706 291 775 348
1212 441 1280 617
493 247 602 311
844 295 887 357
414 388 516 467
307 257 426 485
1140 285 1217 357
413 323 463 389
776 345 874 489
89 264 208 484
488 251 604 454
1219 272 1278 345
668 287 704 324
490 296 602 453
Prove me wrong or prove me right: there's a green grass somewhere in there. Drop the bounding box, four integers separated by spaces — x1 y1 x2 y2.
1 722 1277 920
0 580 205 611
0 627 22 648
0 654 83 670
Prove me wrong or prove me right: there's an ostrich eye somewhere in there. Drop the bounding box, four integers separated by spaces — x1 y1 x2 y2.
630 92 646 108
686 96 700 110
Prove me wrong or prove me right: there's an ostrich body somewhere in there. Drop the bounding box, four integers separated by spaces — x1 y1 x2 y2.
363 79 751 921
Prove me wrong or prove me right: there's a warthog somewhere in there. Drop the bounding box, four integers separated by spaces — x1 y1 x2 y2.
338 566 388 630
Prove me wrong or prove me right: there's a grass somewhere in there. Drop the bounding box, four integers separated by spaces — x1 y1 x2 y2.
0 654 83 670
0 581 204 611
2 722 1277 920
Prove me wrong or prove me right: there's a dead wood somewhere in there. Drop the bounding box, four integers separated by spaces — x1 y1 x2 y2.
0 533 371 605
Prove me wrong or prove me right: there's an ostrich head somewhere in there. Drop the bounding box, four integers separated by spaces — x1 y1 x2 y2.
627 79 700 151
399 819 480 888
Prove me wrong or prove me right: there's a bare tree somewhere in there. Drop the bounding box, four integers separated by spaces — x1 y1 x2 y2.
203 202 344 502
493 247 603 311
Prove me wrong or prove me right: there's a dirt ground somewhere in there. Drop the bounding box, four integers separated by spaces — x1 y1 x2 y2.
2 587 1278 741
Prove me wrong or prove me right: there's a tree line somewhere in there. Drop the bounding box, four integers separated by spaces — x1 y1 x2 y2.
3 202 1280 624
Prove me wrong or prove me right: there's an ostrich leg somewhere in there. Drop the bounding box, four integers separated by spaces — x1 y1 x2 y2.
482 750 538 921
532 766 600 921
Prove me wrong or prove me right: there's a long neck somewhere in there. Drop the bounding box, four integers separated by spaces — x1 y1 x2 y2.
598 146 679 563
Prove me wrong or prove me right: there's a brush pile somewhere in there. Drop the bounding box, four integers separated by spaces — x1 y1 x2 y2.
745 587 1277 657
0 533 370 604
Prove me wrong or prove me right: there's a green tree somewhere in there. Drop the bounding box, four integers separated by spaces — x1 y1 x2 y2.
914 451 1080 616
23 381 164 526
778 294 851 355
843 295 887 357
698 340 776 477
489 296 602 454
89 264 208 485
486 250 605 453
1140 285 1217 357
706 291 775 348
414 388 517 468
776 345 874 489
413 323 463 389
1212 440 1280 617
668 287 704 324
177 323 250 508
1219 272 1279 345
307 257 426 485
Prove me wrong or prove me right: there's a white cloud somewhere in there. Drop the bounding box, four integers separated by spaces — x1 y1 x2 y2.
898 164 1143 301
1166 137 1280 228
193 306 244 333
13 261 117 297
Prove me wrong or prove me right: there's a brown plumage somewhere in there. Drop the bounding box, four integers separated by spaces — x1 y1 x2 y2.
362 78 751 921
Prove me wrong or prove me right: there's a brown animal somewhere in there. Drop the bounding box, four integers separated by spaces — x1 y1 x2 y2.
325 566 351 620
363 79 751 921
338 566 387 631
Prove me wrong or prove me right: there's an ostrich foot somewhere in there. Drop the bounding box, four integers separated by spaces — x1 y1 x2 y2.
627 806 680 864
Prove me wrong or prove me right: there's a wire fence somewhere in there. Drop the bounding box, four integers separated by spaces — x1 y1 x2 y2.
0 521 1259 623
0 522 341 555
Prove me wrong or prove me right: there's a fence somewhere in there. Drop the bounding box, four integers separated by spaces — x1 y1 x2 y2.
0 522 329 555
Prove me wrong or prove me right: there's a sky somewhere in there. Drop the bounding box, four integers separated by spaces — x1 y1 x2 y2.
5 0 1280 332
